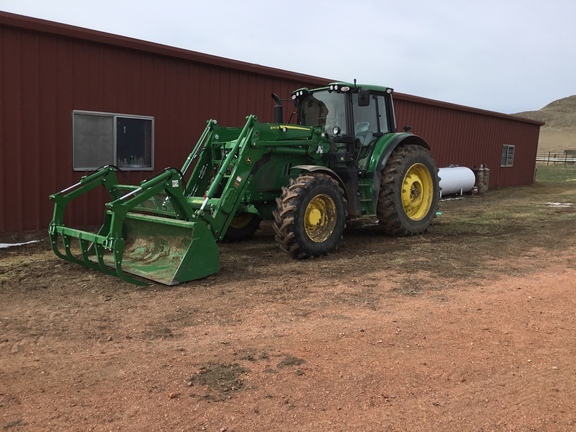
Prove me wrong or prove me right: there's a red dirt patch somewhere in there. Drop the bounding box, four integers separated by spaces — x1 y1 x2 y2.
2 184 576 431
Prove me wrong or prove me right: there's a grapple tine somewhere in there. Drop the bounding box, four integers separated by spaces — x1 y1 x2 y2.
93 242 120 277
49 232 69 262
62 234 86 266
49 230 101 271
79 238 100 271
111 238 150 286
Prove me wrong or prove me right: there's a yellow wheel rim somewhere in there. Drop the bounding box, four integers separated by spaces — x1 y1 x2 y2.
229 213 253 229
401 163 434 221
304 194 337 242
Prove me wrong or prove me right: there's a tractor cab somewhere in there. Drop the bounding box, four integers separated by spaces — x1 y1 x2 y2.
292 83 396 171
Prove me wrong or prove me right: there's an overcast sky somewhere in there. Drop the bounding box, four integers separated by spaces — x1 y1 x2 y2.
1 0 574 114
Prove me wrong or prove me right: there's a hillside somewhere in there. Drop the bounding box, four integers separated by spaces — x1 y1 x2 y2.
514 95 576 154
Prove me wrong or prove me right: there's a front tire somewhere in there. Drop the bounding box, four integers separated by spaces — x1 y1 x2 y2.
273 174 347 258
223 213 261 242
377 145 439 236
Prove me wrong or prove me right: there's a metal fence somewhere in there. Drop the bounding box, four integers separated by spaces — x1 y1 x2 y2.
536 153 576 165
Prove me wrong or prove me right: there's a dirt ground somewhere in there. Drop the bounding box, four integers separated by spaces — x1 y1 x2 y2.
1 180 576 431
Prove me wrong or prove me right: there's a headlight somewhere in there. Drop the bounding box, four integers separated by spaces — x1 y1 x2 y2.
291 88 309 100
329 84 350 93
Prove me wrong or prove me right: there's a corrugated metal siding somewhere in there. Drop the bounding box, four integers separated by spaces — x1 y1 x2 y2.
0 12 328 240
394 95 541 188
0 12 542 239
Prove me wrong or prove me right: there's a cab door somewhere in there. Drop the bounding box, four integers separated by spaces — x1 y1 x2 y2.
352 92 390 171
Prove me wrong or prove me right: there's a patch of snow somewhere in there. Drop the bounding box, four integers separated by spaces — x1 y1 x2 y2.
544 202 573 208
0 240 40 249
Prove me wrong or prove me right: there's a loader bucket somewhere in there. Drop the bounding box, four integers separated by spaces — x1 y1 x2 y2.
114 213 220 285
49 164 222 285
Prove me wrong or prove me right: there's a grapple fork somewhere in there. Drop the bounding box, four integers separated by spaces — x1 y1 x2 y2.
49 165 219 285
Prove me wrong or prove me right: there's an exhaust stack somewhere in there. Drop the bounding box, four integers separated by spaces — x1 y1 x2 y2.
272 93 283 123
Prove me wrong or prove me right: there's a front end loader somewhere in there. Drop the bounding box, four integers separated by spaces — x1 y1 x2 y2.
49 82 439 285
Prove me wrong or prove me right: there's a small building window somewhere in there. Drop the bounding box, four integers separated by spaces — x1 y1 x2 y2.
501 144 515 167
73 111 154 171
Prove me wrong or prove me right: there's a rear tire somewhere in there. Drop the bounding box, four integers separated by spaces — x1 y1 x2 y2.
273 173 346 258
377 145 439 236
223 213 261 242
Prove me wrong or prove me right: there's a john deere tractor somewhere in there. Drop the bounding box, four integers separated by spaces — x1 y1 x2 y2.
49 82 439 285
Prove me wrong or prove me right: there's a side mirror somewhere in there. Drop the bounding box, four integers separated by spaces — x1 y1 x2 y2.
358 90 371 107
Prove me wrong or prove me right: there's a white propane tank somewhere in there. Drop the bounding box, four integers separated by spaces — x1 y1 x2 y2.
438 166 476 197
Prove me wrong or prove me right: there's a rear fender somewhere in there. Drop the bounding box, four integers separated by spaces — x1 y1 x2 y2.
370 133 431 204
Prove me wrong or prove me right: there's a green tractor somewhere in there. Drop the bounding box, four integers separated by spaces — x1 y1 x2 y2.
49 82 440 285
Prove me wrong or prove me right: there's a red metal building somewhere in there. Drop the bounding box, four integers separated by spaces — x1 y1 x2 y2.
0 11 542 240
393 94 542 188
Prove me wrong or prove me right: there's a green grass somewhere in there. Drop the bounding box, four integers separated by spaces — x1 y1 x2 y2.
535 165 576 184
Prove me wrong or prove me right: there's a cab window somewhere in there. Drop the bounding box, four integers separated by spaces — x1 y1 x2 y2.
352 94 389 145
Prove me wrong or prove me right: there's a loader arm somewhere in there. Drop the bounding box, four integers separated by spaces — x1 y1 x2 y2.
184 116 323 240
